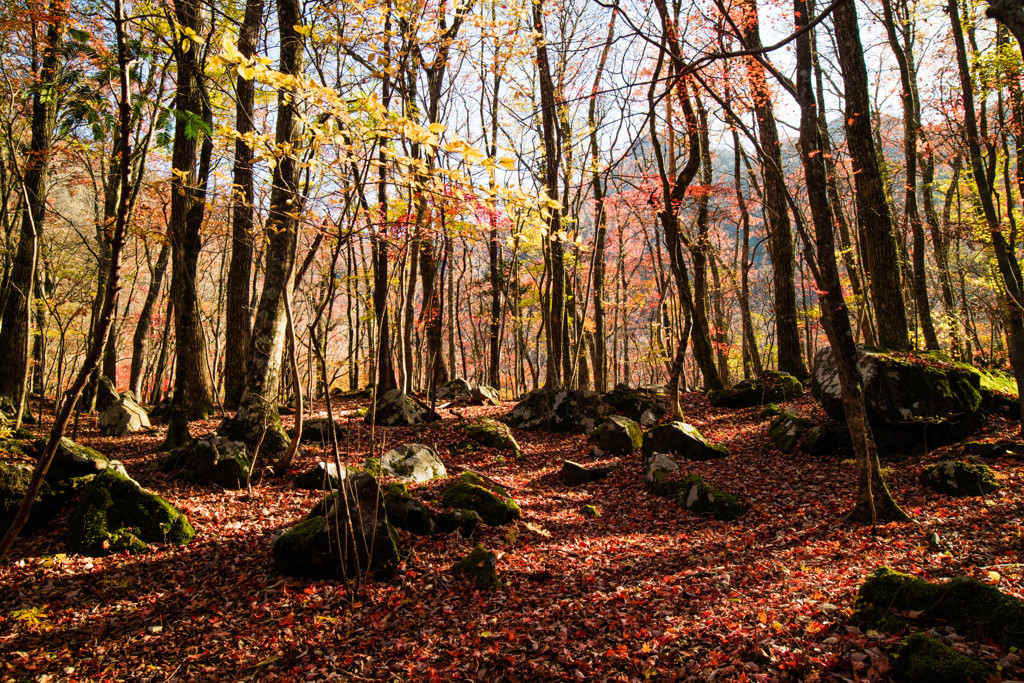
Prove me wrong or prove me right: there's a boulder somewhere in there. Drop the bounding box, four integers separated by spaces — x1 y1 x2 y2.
273 471 399 579
364 389 440 427
0 437 30 457
811 347 983 452
293 461 349 490
644 452 681 497
441 472 520 526
98 396 151 437
641 422 729 461
800 421 853 456
464 418 522 458
436 378 473 401
1 462 92 535
293 417 345 444
707 371 803 408
159 435 252 489
96 376 121 412
503 388 610 434
855 567 1024 649
919 460 1000 497
378 443 446 483
767 410 813 453
678 474 745 521
453 544 500 589
891 633 993 683
64 468 195 556
469 384 500 406
963 439 1024 459
590 415 642 457
434 508 481 537
561 460 614 486
42 437 110 481
602 384 666 426
382 483 436 535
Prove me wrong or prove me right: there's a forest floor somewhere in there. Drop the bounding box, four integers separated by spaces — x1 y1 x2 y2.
2 391 1024 682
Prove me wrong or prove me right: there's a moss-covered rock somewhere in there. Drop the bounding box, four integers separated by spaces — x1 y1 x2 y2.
0 438 30 457
65 468 195 556
382 484 436 535
292 418 345 445
464 418 521 458
503 388 610 434
760 403 782 418
891 632 994 683
642 422 729 461
364 389 440 426
800 421 853 456
590 415 642 456
582 504 599 518
216 412 290 461
767 410 813 453
708 371 804 408
274 471 400 579
677 474 745 521
963 439 1024 459
644 453 681 497
434 508 480 537
160 435 252 489
919 460 1000 497
1 462 91 535
855 567 1024 649
293 461 349 490
811 347 983 452
602 384 666 426
441 472 520 526
41 437 110 481
452 543 500 589
378 443 446 482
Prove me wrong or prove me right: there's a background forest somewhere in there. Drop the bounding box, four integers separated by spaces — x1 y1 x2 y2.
3 0 1024 680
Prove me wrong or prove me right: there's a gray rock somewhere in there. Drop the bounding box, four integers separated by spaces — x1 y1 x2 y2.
364 389 440 426
707 371 803 408
470 384 501 406
96 376 120 413
602 384 666 426
644 452 681 496
561 459 614 486
464 417 522 458
160 435 252 489
378 443 446 482
503 388 610 433
920 460 1000 497
811 346 983 451
43 437 110 481
767 410 813 453
274 471 400 579
436 378 473 401
99 396 151 436
591 415 642 456
1 462 93 535
642 422 729 461
293 417 345 444
293 461 350 490
677 474 746 520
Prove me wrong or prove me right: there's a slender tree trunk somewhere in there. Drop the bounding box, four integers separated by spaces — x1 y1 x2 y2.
833 0 910 350
129 242 170 396
223 0 264 410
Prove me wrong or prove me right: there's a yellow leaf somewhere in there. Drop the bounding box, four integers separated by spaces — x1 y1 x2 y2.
428 122 446 134
498 156 515 170
293 24 312 36
988 570 1001 583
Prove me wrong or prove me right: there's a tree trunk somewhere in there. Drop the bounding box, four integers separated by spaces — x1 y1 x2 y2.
219 0 305 456
833 0 910 350
223 0 264 410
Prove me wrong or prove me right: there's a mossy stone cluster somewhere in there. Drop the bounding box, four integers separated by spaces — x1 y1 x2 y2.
441 472 520 526
677 473 746 521
919 460 1000 497
767 410 813 453
855 567 1024 650
708 371 803 408
464 418 522 458
453 543 500 589
891 632 993 683
65 468 195 557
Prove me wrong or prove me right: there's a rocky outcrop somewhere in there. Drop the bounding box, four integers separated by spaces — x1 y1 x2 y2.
561 460 615 486
158 435 252 489
42 437 110 481
293 461 349 490
378 444 446 483
602 384 666 426
677 474 745 520
919 460 1000 497
1 462 93 535
503 388 610 434
96 376 120 412
767 410 813 453
64 468 195 556
641 422 729 461
293 418 345 444
273 472 399 579
707 371 803 408
441 472 520 526
643 453 681 497
590 415 642 457
99 396 151 437
464 418 521 458
364 389 440 427
811 347 983 452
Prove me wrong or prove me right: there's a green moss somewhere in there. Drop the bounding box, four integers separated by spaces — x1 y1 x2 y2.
582 504 599 518
65 468 195 556
920 460 1000 497
464 418 522 459
677 473 745 521
760 403 782 418
855 567 1024 649
891 632 993 683
767 410 813 453
441 472 520 526
363 458 382 478
452 543 501 589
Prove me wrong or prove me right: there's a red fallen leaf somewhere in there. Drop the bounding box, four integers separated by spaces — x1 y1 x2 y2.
278 613 294 627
